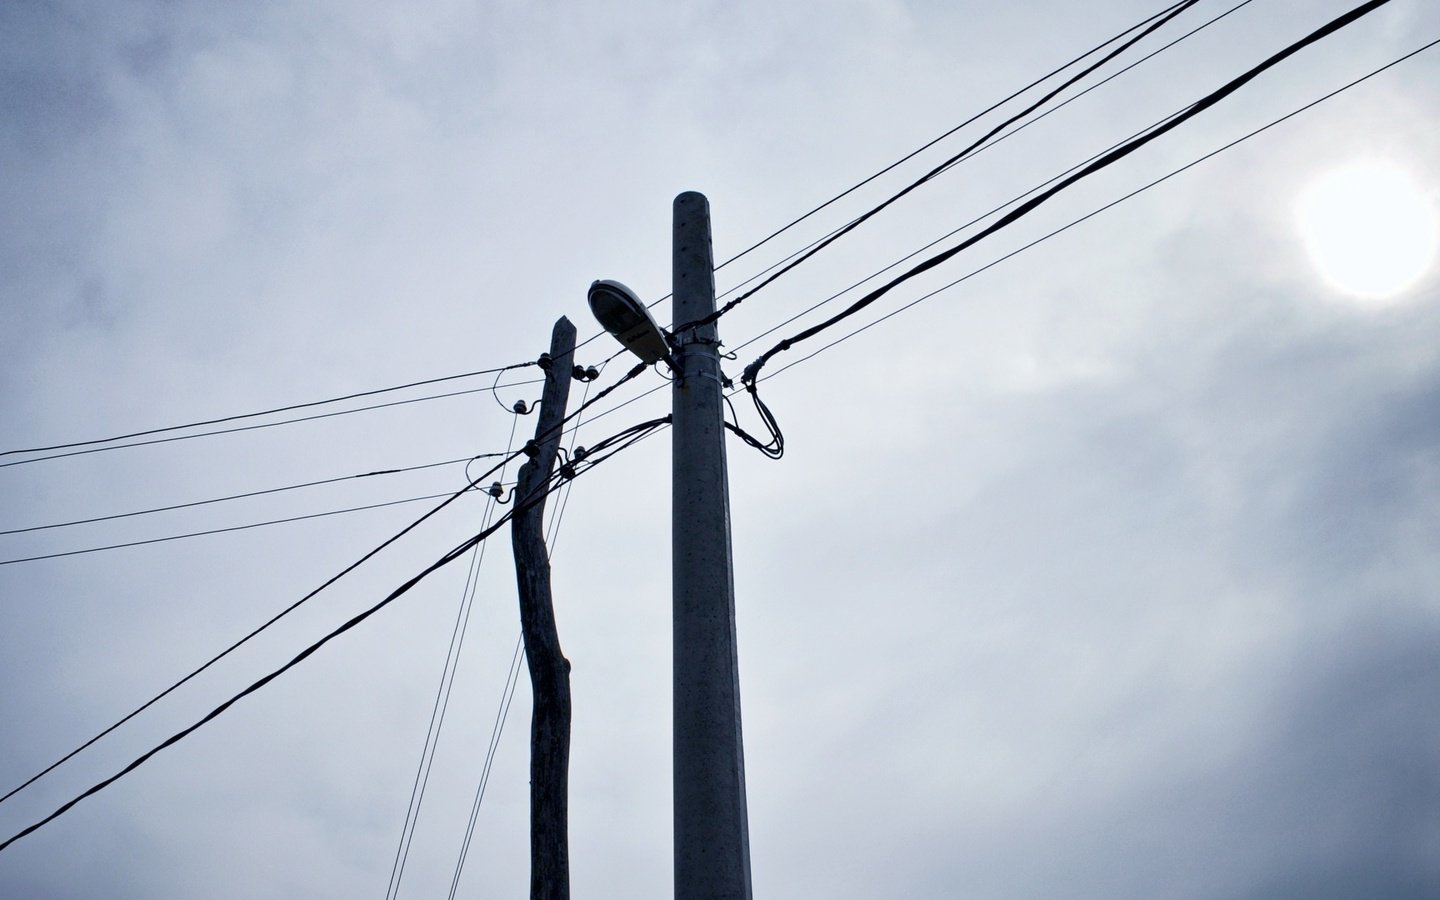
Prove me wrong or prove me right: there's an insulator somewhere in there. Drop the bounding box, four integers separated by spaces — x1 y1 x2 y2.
513 399 529 414
572 446 588 462
559 463 577 480
522 439 539 459
486 482 503 498
584 366 599 381
536 352 553 371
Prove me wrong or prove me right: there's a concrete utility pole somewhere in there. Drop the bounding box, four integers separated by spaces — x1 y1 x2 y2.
671 191 753 899
511 316 577 900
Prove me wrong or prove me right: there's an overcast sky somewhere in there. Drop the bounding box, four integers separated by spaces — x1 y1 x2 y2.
3 0 1439 897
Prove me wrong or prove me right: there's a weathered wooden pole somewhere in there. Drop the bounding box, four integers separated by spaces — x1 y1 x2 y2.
511 315 577 900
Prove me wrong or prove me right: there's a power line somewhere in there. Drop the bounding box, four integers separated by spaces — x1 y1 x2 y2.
0 454 500 536
739 0 1397 390
676 0 1203 334
0 379 544 470
449 633 525 900
711 0 1258 325
0 359 656 812
571 0 1204 355
0 362 536 460
444 367 601 896
0 413 671 853
386 417 520 900
707 0 1202 279
0 491 483 566
755 31 1440 388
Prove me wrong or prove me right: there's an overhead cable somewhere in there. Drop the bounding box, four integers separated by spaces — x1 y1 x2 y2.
0 362 535 461
385 416 520 900
0 357 653 810
567 0 1202 354
677 0 1203 334
712 0 1258 319
740 0 1397 391
0 454 499 536
0 379 543 470
0 412 672 853
0 490 481 566
754 31 1440 388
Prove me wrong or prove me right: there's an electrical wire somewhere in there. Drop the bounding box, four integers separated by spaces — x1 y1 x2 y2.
569 0 1203 355
386 417 520 900
676 0 1202 335
728 1 1269 362
0 379 543 470
754 31 1440 389
710 0 1258 322
446 371 598 895
739 0 1396 390
0 491 484 566
710 0 1204 281
0 413 672 853
0 454 500 536
0 363 535 460
0 358 656 811
449 634 524 900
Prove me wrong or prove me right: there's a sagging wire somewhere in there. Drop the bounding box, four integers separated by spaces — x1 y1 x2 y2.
737 0 1396 425
0 411 674 854
0 355 649 813
723 393 784 460
673 0 1203 337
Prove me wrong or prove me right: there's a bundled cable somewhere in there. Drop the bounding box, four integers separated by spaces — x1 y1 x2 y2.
740 0 1396 394
0 411 672 853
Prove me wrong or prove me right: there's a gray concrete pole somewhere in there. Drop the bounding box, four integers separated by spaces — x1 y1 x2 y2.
671 191 753 900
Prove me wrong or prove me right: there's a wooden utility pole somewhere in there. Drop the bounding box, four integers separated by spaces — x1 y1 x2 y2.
511 316 577 900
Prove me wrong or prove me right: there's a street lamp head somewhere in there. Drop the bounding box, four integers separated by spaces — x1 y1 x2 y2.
588 279 671 365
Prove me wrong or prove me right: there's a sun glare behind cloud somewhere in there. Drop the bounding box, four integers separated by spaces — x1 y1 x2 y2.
1296 160 1438 303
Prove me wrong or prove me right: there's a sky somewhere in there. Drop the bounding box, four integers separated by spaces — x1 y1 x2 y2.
2 0 1439 897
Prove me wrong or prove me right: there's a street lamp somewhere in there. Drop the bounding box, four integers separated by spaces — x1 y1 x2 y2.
587 279 672 365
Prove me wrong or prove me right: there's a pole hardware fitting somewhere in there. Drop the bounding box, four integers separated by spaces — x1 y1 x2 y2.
571 364 601 382
537 352 554 371
522 439 540 459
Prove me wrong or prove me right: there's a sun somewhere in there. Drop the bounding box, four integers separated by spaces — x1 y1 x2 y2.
1295 160 1438 303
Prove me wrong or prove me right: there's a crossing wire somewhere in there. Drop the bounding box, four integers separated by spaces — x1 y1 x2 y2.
570 0 1206 354
751 32 1440 389
446 360 602 895
0 362 536 461
385 417 520 900
0 379 543 470
0 413 672 853
676 0 1203 335
739 0 1398 390
710 0 1259 321
0 359 652 814
0 454 500 536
